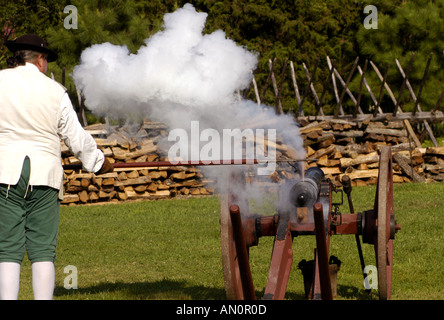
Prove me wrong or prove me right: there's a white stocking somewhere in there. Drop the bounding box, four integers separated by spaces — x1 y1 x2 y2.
0 262 21 300
32 261 55 300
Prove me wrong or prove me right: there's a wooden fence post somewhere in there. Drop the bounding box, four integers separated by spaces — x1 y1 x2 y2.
393 53 415 116
395 55 437 147
290 61 302 108
355 59 368 117
335 57 359 117
370 60 422 148
299 56 320 117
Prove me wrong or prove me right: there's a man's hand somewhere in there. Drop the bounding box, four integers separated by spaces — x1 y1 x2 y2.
96 158 114 174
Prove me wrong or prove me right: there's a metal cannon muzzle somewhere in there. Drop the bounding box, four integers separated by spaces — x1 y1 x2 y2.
289 167 325 208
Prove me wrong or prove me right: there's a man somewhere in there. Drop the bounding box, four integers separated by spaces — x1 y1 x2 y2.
0 34 113 300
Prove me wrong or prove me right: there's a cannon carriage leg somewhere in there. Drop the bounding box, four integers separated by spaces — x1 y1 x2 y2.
220 172 257 300
220 146 400 300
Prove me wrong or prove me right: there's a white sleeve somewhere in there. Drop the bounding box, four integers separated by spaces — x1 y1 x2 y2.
58 93 104 173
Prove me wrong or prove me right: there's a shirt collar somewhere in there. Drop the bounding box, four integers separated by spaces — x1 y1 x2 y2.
25 62 40 73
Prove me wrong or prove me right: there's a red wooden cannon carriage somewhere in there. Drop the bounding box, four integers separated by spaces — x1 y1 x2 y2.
220 146 401 300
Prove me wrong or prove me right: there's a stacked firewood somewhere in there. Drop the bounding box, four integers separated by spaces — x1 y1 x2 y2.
298 119 440 186
61 121 214 205
419 147 444 182
298 119 406 185
61 119 442 205
264 118 444 187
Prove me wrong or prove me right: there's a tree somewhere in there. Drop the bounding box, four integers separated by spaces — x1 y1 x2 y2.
0 0 63 67
356 0 444 112
190 0 363 114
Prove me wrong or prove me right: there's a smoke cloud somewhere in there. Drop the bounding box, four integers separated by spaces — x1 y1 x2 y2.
73 4 257 128
73 3 305 208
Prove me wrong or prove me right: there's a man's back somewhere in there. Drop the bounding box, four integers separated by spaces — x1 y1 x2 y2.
0 63 66 188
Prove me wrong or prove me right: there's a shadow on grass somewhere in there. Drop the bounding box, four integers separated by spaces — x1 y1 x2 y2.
54 278 228 300
336 284 377 300
54 279 311 300
54 279 371 300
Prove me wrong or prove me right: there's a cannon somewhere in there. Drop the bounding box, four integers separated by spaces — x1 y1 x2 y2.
220 146 401 300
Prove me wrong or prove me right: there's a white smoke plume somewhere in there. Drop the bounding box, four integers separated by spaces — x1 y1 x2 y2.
73 3 305 209
73 4 256 128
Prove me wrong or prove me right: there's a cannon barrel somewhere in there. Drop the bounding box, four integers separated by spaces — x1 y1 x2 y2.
289 167 325 208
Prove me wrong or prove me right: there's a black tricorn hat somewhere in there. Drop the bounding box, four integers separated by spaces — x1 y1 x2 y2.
5 34 58 62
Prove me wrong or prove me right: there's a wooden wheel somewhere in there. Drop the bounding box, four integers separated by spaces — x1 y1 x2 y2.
374 146 394 300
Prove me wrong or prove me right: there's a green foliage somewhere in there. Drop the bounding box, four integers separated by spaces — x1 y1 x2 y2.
45 0 162 67
0 0 63 67
356 0 444 112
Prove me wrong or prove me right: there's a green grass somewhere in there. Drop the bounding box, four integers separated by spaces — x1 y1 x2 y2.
16 182 444 300
422 137 444 148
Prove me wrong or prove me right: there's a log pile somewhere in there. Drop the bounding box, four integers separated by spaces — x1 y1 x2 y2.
61 122 215 205
297 119 439 186
61 119 443 205
419 147 444 182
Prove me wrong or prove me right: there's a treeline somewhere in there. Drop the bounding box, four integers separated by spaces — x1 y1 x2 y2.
1 0 443 119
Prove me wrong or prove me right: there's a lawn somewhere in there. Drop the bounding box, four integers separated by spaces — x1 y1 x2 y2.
16 181 444 300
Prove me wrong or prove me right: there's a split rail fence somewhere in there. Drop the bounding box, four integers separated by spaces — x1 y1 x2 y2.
244 54 444 148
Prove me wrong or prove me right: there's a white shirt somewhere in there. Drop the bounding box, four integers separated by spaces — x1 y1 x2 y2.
0 63 104 196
